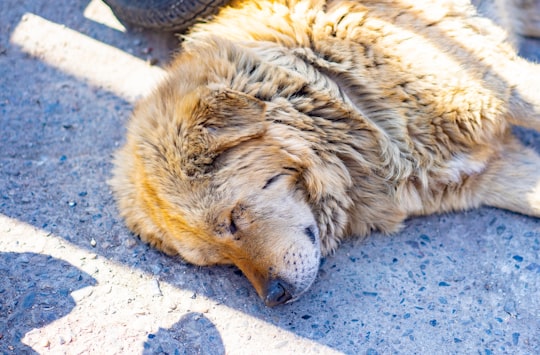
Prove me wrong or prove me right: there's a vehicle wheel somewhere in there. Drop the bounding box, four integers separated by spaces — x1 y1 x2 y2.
103 0 230 32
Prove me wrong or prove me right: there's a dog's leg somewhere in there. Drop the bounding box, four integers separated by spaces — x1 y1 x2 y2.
501 0 540 38
478 137 540 217
506 58 540 132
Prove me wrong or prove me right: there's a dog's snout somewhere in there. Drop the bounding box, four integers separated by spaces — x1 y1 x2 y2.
265 279 293 307
304 225 318 244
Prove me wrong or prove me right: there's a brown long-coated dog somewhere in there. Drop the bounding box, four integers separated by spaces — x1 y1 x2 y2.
111 0 540 306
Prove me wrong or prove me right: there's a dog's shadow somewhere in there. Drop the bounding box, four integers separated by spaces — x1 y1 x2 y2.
0 252 97 353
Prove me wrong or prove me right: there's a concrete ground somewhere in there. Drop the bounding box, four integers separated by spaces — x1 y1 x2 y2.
1 1 539 354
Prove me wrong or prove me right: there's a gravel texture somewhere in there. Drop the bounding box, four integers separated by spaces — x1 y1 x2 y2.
1 1 539 354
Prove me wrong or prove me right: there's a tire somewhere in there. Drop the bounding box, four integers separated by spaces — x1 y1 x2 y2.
103 0 231 32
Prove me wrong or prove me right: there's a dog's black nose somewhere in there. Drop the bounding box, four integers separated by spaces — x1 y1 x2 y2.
265 279 293 307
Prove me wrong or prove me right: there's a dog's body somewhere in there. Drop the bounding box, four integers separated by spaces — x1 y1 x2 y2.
111 0 540 306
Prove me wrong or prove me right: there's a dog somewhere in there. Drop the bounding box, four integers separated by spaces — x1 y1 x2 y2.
110 0 540 306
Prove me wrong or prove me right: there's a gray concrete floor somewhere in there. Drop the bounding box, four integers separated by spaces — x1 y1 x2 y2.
1 1 539 354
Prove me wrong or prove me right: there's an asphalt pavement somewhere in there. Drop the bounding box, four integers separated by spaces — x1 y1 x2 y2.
1 1 539 354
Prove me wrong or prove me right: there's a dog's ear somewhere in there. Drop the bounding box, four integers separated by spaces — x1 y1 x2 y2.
182 89 267 177
202 88 267 150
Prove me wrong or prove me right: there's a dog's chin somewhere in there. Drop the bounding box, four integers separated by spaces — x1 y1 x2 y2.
286 269 320 304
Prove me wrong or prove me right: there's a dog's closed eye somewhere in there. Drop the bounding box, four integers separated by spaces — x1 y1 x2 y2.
229 217 238 235
229 203 247 237
262 174 285 189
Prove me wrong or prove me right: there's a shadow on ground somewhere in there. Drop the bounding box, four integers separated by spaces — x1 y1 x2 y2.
0 252 97 353
143 312 225 355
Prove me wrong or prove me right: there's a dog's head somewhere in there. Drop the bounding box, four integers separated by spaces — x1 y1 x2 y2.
112 71 321 306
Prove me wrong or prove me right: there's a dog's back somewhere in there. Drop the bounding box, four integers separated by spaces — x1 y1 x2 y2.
181 0 540 217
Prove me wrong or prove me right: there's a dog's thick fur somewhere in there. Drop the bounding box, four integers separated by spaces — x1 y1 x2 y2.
111 0 540 306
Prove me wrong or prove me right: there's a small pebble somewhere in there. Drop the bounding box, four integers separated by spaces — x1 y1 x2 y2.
72 287 93 302
512 332 520 345
150 278 162 297
503 300 516 315
147 57 158 66
90 238 97 247
22 292 36 309
420 234 431 242
525 263 540 272
235 287 249 297
125 238 137 248
405 240 420 249
363 291 378 297
275 341 288 349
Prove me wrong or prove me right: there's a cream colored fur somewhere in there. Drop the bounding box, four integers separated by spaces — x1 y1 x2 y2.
110 0 540 306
